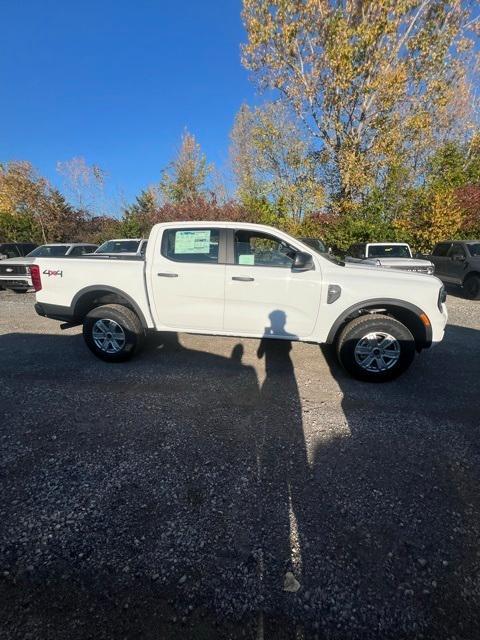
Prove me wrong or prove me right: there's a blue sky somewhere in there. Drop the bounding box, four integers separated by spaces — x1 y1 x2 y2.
0 1 257 210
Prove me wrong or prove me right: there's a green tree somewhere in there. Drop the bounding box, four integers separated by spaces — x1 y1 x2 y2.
160 130 212 203
121 188 159 237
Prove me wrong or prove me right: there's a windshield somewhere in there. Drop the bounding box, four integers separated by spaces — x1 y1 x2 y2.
368 245 411 258
468 243 480 257
27 245 70 257
299 238 327 253
95 240 140 254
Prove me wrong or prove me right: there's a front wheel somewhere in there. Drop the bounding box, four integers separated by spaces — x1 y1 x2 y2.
463 274 480 300
336 314 416 382
83 304 145 362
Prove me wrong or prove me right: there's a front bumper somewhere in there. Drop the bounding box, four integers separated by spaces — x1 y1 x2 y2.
430 303 448 345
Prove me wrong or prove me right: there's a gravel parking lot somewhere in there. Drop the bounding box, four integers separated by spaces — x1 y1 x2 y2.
1 289 479 639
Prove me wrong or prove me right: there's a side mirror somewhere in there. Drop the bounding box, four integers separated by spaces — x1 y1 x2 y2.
292 251 314 271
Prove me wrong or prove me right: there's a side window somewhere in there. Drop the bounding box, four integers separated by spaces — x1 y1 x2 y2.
1 245 20 258
234 230 296 267
69 246 81 256
448 243 466 258
162 228 220 263
433 243 451 257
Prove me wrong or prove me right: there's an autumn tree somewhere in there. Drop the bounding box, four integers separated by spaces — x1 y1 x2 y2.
160 130 212 203
56 156 107 213
0 161 91 243
0 161 52 242
242 0 479 209
230 101 324 219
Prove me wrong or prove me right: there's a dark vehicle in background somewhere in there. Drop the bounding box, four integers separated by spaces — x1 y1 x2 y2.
0 243 98 293
428 241 480 299
0 242 37 260
298 237 328 254
345 242 435 275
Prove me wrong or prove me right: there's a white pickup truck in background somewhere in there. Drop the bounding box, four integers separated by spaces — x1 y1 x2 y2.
345 242 435 275
31 222 448 381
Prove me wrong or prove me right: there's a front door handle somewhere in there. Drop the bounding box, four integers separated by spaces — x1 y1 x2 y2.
232 276 254 282
157 272 178 277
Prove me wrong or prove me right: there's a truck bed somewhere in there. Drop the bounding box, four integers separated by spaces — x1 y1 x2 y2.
33 256 155 327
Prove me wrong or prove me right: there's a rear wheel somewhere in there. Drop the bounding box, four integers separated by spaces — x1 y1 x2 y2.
83 304 145 362
336 314 416 382
463 274 480 300
13 289 28 294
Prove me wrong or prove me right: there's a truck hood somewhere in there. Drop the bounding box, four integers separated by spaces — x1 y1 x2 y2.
343 260 439 284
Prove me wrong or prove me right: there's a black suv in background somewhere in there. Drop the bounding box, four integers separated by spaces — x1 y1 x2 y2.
0 242 37 260
428 241 480 299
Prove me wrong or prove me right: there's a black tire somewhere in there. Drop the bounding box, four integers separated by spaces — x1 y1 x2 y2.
336 314 416 382
13 289 28 294
83 304 145 362
463 274 480 300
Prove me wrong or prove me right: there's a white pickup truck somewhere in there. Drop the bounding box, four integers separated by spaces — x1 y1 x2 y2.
345 242 435 274
31 221 448 381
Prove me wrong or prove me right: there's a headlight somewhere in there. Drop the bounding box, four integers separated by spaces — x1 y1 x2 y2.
427 265 435 275
438 285 447 310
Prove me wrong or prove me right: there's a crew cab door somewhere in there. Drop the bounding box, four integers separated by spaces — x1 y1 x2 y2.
447 243 468 284
431 242 452 281
149 227 226 331
224 229 321 339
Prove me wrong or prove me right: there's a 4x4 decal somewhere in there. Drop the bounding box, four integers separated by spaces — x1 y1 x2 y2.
43 269 63 278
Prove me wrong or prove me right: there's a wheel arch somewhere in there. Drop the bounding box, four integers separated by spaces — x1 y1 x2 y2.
326 298 432 351
71 286 148 328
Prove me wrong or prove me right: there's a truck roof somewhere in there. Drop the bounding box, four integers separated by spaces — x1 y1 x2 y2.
365 242 410 246
151 221 301 234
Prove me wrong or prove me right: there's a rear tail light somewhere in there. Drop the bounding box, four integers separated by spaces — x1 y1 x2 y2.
29 264 42 291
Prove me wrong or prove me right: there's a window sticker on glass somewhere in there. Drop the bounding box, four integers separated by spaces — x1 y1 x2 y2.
175 230 211 254
238 254 255 265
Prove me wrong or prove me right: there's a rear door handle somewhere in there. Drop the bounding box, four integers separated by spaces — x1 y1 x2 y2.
157 272 178 277
232 276 254 282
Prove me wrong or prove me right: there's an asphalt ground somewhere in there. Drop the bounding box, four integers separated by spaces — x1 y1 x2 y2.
0 289 479 639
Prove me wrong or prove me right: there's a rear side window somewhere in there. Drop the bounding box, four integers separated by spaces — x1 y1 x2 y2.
69 245 96 256
162 228 220 263
432 243 452 257
368 245 411 258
